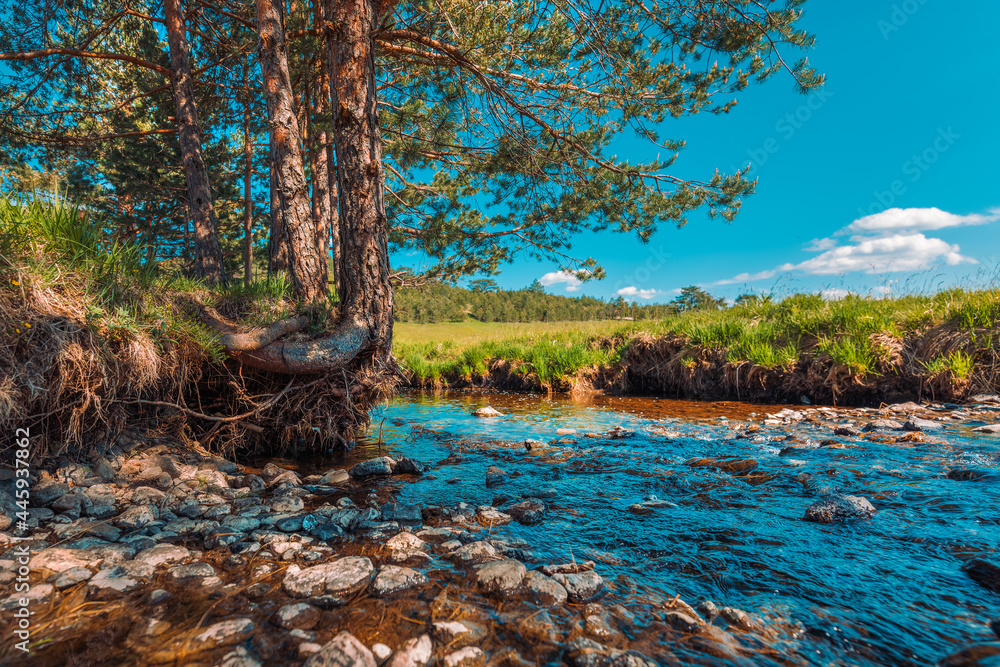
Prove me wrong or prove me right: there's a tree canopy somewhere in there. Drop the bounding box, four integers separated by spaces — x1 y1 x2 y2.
0 0 822 287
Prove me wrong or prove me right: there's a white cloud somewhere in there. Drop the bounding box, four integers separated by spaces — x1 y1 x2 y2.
538 271 582 292
714 269 777 285
820 288 850 300
841 207 1000 235
777 232 976 275
805 237 837 252
617 286 659 300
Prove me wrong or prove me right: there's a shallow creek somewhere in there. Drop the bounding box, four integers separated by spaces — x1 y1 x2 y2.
295 390 1000 666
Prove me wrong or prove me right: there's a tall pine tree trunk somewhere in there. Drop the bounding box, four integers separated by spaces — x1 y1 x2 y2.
214 0 392 373
242 93 254 288
164 0 226 286
328 0 393 361
255 0 326 303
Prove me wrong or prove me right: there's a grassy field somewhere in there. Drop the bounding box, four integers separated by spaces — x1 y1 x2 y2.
393 290 1000 392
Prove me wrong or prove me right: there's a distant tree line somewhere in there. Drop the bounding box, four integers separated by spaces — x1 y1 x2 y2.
394 281 728 323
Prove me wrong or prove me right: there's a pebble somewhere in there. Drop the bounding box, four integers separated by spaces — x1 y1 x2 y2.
473 559 526 596
804 495 876 523
386 635 432 667
371 565 430 596
349 457 397 478
271 602 322 629
282 557 375 599
472 407 503 417
485 466 507 487
449 541 501 565
442 647 485 667
551 571 605 602
305 631 377 667
523 570 568 606
506 500 546 525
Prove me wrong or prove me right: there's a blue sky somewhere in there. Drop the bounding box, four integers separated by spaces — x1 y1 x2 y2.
395 1 1000 303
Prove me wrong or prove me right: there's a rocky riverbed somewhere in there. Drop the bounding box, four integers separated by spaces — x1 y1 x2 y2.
2 392 1000 665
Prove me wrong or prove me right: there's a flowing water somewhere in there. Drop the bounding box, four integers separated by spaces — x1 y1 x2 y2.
316 390 1000 666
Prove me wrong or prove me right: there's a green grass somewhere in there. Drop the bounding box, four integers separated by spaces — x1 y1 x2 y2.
394 288 1000 386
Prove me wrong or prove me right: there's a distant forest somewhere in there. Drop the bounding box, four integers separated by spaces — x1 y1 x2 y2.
394 281 725 323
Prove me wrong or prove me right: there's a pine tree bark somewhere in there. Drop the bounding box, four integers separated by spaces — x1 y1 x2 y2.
164 0 227 287
320 7 342 294
268 143 289 274
255 0 326 303
214 0 393 373
326 0 393 361
242 72 254 287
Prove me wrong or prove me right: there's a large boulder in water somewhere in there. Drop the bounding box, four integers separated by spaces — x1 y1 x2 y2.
349 457 396 478
804 495 875 523
473 407 503 418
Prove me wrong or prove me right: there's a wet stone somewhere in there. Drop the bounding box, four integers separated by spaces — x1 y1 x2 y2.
189 618 255 650
523 570 568 606
395 457 427 475
948 468 999 482
33 480 70 505
131 486 167 505
473 406 503 417
564 637 656 667
282 556 375 598
939 642 1000 667
449 541 501 565
372 643 393 663
662 611 702 633
30 547 95 574
372 565 430 596
115 504 158 530
552 571 605 602
719 606 761 632
319 469 350 485
381 502 423 525
473 559 526 597
270 496 305 514
804 495 876 523
695 599 720 621
349 457 397 478
219 646 263 667
517 610 562 644
304 631 377 667
443 647 486 667
485 466 507 487
476 506 512 526
862 419 903 432
165 562 217 585
88 566 141 599
53 566 93 589
386 634 433 667
506 500 546 525
271 602 322 630
973 424 1000 434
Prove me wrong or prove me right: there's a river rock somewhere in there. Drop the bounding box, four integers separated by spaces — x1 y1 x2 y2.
282 556 375 598
386 634 432 667
964 559 1000 593
973 424 1000 434
834 425 860 437
804 495 875 523
88 565 142 599
53 566 94 589
449 541 501 565
719 606 761 632
552 571 604 602
485 466 507 487
443 647 485 667
564 637 656 667
539 561 596 576
372 565 429 596
0 584 55 612
476 506 512 526
431 620 487 646
939 642 1000 667
305 631 377 667
272 602 322 629
131 486 167 505
523 570 568 606
381 503 422 525
862 419 903 432
473 559 525 596
165 562 217 585
473 407 503 418
189 618 255 650
30 547 95 574
319 469 350 485
948 468 999 482
115 504 158 530
506 500 546 525
395 457 427 475
349 457 397 478
518 610 562 644
270 496 305 514
903 417 942 431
